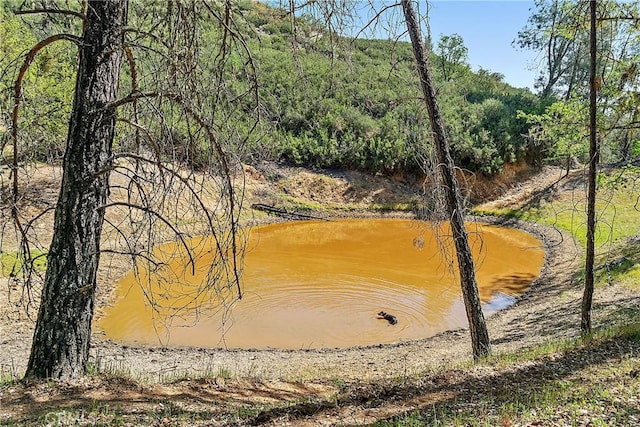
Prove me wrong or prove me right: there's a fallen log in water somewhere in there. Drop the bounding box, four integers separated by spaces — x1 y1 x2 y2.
251 203 330 221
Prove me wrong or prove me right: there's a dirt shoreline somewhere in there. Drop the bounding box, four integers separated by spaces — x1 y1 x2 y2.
0 213 581 384
2 164 635 385
90 217 584 382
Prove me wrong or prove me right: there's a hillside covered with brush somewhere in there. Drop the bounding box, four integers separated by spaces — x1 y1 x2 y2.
0 0 543 177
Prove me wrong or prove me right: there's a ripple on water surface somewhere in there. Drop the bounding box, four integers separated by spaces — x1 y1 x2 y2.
98 218 545 349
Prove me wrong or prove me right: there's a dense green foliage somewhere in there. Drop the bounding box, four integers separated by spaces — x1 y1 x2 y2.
240 2 543 175
517 1 640 169
1 1 543 176
0 3 77 162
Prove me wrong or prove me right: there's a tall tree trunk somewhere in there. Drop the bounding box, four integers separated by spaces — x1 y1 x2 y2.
401 0 491 360
582 0 598 335
25 0 127 379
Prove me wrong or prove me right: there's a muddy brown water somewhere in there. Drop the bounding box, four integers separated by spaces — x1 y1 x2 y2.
97 218 544 349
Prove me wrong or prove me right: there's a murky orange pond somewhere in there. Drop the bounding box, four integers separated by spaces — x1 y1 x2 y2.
98 219 544 349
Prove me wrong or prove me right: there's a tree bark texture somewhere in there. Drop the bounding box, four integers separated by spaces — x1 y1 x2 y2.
25 0 128 379
582 0 598 335
401 0 491 360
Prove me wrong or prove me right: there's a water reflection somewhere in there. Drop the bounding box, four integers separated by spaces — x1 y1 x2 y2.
98 219 545 349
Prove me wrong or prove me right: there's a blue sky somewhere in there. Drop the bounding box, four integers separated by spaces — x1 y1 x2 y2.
349 1 540 90
283 0 541 90
427 1 539 90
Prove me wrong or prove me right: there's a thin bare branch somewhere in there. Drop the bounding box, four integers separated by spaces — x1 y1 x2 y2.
100 201 196 274
13 8 85 19
351 3 400 41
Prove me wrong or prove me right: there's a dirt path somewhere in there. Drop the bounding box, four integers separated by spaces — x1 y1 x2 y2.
2 164 639 425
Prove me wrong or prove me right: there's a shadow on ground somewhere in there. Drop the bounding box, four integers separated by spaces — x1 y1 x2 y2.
247 332 640 426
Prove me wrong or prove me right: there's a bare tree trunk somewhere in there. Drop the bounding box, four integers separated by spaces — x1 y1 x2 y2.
582 0 598 336
401 0 490 360
25 0 127 379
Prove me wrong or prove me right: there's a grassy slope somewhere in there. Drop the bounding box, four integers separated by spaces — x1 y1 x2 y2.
371 326 640 426
475 168 640 290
